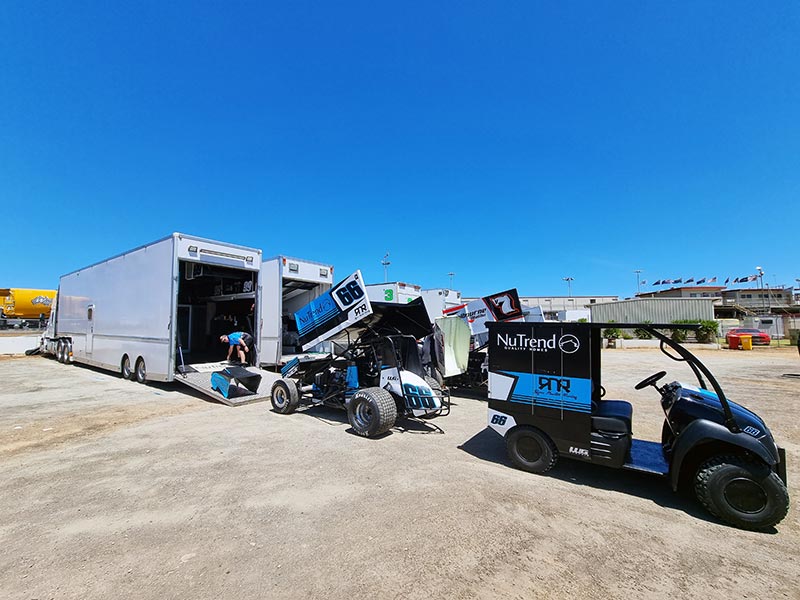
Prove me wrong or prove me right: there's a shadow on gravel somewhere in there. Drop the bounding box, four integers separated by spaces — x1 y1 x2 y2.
457 428 756 529
275 404 446 437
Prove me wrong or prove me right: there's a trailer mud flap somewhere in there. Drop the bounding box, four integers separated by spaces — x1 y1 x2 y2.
175 361 278 406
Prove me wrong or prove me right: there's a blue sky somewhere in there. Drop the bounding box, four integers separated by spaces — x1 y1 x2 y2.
2 2 798 297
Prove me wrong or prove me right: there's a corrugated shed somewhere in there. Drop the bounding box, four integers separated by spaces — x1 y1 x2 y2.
589 298 714 323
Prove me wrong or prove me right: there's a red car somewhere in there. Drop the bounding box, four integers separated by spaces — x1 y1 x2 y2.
727 327 771 346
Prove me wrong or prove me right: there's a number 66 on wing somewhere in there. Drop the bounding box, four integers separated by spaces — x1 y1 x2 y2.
295 270 373 350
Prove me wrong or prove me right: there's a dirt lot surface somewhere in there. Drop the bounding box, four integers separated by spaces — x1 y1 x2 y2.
1 349 798 600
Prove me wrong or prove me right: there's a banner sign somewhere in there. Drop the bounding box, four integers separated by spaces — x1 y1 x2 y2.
443 288 525 336
295 270 372 350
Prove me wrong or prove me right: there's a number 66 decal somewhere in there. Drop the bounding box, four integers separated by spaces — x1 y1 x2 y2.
332 271 367 311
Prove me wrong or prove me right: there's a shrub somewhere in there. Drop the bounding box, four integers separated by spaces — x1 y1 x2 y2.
603 320 621 340
634 320 653 340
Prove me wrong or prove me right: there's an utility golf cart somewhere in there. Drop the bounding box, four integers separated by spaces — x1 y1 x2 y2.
270 272 449 437
486 322 789 531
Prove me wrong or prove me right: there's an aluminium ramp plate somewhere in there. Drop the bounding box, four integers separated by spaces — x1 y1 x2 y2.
175 361 280 407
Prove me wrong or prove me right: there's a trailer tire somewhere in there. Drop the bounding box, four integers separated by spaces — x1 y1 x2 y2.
694 455 789 530
121 355 132 380
134 357 147 384
419 376 444 419
507 426 558 474
347 387 397 438
271 379 300 414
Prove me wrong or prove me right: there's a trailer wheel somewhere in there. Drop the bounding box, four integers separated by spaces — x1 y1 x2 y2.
134 357 147 384
121 355 132 380
419 376 444 419
347 387 397 438
271 379 300 414
506 426 558 474
56 340 65 363
694 455 789 530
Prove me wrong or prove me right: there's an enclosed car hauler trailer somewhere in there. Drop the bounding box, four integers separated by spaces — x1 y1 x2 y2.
258 256 334 368
44 233 277 405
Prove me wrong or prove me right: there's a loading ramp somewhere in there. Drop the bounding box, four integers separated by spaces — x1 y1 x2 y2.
175 361 280 407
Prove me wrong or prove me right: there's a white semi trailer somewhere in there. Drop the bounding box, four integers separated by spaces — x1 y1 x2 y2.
44 233 269 404
258 255 334 366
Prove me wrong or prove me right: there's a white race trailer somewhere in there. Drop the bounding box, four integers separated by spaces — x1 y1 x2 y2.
258 256 334 367
44 233 279 405
366 282 422 305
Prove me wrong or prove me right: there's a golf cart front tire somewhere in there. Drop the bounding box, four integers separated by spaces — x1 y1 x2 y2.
271 378 300 414
694 455 789 531
506 426 559 474
347 387 397 438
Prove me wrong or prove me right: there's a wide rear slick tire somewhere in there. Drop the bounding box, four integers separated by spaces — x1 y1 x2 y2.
694 455 789 531
347 387 397 438
506 426 558 474
271 379 300 414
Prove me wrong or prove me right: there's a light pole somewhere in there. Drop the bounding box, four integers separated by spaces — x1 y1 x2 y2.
381 253 391 283
756 266 765 312
448 272 455 289
562 276 574 298
634 269 642 295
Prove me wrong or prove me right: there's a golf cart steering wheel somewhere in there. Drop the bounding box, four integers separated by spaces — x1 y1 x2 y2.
635 371 667 390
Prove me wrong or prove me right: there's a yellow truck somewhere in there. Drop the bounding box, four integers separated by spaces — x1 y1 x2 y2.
0 288 56 327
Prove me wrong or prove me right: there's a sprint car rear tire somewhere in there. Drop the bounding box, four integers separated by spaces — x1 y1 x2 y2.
271 378 300 414
694 455 789 531
507 426 558 474
348 387 396 437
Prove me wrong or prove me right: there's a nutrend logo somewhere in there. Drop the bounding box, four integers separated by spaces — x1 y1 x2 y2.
497 333 581 353
558 334 580 354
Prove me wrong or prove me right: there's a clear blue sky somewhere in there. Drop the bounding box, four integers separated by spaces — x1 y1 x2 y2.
2 2 798 297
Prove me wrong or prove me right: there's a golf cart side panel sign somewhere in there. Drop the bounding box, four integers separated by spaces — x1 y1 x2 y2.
487 322 592 414
296 270 372 350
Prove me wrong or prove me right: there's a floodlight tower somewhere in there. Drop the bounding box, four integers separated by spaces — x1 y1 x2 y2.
381 253 391 283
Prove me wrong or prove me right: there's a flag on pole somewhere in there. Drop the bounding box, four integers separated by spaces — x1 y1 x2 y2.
708 277 717 283
696 278 706 284
724 277 730 284
641 280 647 286
685 277 695 284
653 280 662 285
748 274 758 282
674 278 683 284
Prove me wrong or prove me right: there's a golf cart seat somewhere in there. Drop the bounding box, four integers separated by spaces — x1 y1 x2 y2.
591 400 633 434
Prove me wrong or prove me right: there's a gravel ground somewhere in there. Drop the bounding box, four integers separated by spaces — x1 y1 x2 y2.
0 348 798 600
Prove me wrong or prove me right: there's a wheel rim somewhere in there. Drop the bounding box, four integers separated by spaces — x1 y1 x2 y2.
723 478 768 514
137 362 145 380
353 399 373 430
123 358 130 377
517 435 543 463
274 386 287 408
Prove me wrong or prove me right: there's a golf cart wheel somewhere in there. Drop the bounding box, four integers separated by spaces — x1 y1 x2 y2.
506 426 558 474
419 376 444 419
271 379 300 414
694 455 789 530
121 355 132 380
347 387 397 438
134 357 147 384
